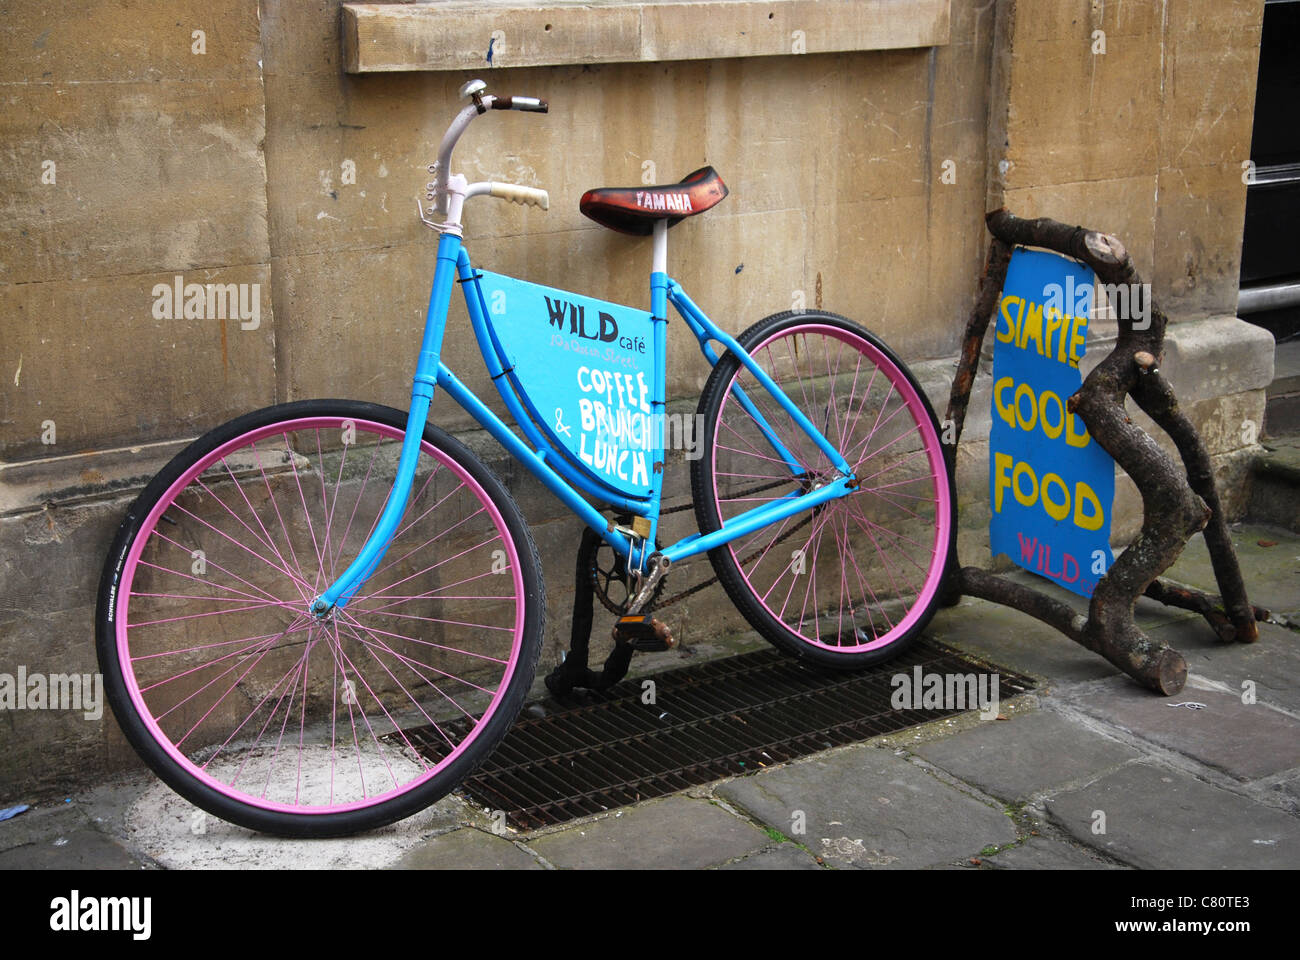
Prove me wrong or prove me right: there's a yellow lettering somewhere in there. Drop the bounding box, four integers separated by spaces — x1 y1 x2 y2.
1039 391 1064 439
1074 482 1104 530
1066 410 1091 448
994 377 1016 429
1012 461 1037 508
1045 310 1066 361
994 452 1013 512
1041 473 1070 521
1020 301 1045 355
1014 383 1037 432
1068 314 1088 367
997 296 1021 343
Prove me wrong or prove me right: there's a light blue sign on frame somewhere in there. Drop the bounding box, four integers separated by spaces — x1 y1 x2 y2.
477 271 657 498
989 248 1115 597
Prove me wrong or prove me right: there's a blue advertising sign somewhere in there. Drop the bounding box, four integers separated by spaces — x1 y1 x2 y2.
989 248 1115 597
477 271 658 498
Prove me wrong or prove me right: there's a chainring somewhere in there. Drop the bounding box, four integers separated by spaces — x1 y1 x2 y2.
590 536 665 615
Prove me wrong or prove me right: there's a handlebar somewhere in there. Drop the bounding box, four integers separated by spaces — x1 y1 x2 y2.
428 80 548 221
488 182 550 209
490 95 548 113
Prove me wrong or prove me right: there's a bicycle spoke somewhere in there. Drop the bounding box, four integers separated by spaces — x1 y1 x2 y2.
108 412 533 822
707 322 949 655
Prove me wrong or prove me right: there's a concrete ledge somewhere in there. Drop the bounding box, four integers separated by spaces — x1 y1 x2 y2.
8 313 1270 526
341 0 951 73
0 439 193 519
1133 315 1274 406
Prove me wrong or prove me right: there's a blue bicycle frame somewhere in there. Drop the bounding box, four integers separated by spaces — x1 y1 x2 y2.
312 230 857 615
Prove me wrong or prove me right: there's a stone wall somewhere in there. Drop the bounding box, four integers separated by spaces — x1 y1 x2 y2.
0 0 1271 797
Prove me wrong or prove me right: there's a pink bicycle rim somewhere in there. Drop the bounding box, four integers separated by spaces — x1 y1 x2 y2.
712 324 951 653
115 416 526 815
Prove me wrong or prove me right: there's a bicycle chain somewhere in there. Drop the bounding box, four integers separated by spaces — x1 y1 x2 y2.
591 475 816 614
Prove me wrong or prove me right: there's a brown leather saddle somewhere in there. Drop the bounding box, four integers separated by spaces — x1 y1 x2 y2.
579 166 728 236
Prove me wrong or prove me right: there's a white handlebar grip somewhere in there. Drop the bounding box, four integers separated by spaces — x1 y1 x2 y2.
490 182 550 210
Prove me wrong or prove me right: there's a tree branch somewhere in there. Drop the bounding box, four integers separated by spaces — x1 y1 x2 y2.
935 208 1262 695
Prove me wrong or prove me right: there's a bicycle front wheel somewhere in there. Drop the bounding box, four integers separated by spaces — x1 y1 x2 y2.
96 400 544 836
692 312 954 669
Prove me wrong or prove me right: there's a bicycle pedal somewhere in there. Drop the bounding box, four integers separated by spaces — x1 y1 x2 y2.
612 615 675 652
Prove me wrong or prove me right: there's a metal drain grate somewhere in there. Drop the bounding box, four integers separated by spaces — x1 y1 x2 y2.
400 640 1034 830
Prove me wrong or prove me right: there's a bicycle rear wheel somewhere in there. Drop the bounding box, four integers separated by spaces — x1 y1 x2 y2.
96 399 544 836
692 312 954 669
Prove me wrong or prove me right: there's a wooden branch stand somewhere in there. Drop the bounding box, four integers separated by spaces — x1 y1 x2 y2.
941 210 1269 695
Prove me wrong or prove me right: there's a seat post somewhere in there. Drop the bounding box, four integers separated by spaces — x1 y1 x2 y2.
650 217 669 321
649 218 669 332
652 218 668 276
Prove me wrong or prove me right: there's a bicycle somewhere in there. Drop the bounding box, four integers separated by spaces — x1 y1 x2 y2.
96 80 955 837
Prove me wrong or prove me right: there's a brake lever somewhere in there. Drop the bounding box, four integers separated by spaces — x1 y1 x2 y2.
415 196 440 231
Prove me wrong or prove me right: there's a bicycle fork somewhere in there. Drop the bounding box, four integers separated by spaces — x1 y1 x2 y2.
310 231 463 618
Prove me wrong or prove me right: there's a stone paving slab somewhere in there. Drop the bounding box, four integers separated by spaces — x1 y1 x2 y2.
392 828 541 870
1162 526 1300 618
528 796 767 870
0 801 87 842
1274 778 1300 816
1151 620 1300 716
1045 762 1300 869
0 825 149 869
913 710 1140 801
119 780 460 870
1068 678 1300 781
716 843 824 870
983 837 1126 870
930 599 1121 685
0 801 151 870
716 744 1016 869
